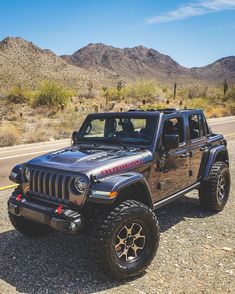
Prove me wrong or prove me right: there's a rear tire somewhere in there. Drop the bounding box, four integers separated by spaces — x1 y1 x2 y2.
90 200 160 280
199 161 230 212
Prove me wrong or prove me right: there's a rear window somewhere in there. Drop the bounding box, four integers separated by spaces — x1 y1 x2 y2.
189 114 205 140
162 117 185 144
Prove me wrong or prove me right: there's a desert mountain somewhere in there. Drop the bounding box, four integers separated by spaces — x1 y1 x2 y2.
61 43 191 81
62 43 235 84
0 37 116 92
190 56 235 82
0 37 234 93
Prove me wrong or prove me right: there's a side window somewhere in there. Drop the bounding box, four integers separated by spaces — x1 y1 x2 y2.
163 117 185 144
84 119 105 137
189 114 205 140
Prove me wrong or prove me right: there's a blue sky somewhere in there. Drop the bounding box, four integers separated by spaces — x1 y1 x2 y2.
0 0 235 67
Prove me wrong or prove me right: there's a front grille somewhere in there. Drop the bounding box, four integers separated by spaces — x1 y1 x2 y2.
29 168 71 202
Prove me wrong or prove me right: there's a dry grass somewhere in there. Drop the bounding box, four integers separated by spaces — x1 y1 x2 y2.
0 124 21 147
0 80 235 147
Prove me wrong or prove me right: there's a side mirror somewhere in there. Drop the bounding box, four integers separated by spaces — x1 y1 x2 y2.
72 131 78 143
163 134 179 150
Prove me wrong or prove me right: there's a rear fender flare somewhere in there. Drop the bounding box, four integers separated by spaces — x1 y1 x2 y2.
202 145 229 181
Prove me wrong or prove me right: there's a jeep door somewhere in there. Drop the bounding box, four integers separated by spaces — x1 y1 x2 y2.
187 112 208 185
149 114 190 202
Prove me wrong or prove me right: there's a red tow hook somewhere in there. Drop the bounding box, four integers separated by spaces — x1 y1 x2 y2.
55 205 63 215
16 194 22 202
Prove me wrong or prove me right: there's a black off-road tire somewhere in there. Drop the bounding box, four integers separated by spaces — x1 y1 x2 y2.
8 187 52 238
90 200 160 280
199 161 230 212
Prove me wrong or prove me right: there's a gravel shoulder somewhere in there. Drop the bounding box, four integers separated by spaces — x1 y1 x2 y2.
0 140 234 294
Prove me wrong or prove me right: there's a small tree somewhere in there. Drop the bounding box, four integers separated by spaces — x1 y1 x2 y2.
34 81 73 107
7 85 31 104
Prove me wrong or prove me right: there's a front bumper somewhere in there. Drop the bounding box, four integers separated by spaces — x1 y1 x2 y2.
8 195 83 235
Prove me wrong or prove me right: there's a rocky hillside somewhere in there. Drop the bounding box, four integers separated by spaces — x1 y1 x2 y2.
0 37 116 92
191 56 235 82
0 37 234 92
62 43 235 84
61 43 191 81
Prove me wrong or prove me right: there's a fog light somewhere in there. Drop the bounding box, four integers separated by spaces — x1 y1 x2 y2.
69 222 77 231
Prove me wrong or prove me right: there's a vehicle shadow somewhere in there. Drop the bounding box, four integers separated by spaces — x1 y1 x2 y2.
0 230 124 294
0 194 214 294
157 193 214 233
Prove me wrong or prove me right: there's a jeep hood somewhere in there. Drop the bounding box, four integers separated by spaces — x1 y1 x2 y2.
27 147 152 178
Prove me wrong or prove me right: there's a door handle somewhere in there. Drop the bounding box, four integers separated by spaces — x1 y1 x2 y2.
200 146 208 151
181 152 190 158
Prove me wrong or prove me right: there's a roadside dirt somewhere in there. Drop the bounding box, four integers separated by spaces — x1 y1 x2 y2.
0 140 234 294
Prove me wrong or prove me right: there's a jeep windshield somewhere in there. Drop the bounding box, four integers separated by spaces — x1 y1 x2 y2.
76 113 158 148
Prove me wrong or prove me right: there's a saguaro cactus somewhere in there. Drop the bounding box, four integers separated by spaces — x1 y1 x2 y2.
223 79 228 97
173 82 177 99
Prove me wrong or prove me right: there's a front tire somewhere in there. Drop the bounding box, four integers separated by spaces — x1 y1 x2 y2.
199 161 230 212
90 200 160 280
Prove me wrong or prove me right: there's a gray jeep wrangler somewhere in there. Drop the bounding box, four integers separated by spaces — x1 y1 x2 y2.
8 109 230 279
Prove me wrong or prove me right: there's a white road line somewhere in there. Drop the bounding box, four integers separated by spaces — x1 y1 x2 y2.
0 141 69 155
0 149 58 160
209 120 235 126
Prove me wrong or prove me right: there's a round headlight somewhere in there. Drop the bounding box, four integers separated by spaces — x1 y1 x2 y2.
24 167 30 182
74 177 87 192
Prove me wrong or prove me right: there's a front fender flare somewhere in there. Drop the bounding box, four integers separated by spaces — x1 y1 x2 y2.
88 172 154 209
9 164 23 184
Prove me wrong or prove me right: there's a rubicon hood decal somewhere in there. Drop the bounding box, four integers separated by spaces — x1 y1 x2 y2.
26 147 152 178
101 159 143 176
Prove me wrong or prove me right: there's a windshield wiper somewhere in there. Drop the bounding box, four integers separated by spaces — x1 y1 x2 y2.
77 137 99 147
112 136 129 149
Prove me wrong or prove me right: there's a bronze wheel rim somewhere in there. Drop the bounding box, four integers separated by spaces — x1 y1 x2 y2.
115 222 146 262
217 172 226 201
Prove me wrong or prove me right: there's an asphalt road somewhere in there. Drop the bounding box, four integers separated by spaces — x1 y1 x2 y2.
0 116 235 189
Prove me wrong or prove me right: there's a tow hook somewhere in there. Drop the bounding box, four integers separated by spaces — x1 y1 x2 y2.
16 194 22 202
55 204 63 215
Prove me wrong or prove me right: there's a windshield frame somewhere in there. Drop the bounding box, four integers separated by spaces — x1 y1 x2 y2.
77 112 160 151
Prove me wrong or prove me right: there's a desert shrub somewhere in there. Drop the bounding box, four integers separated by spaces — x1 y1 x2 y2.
187 98 212 110
101 80 164 104
7 85 34 104
25 129 51 143
140 103 165 110
186 85 208 99
54 106 86 138
225 86 235 102
122 80 158 102
34 81 74 107
0 124 20 147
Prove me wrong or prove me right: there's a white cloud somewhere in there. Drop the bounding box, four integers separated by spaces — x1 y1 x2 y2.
146 0 235 24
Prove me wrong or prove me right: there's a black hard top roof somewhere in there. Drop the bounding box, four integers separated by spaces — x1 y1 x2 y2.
88 108 203 117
